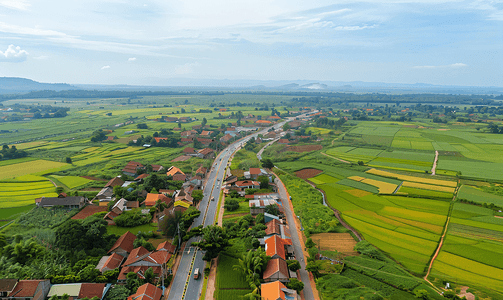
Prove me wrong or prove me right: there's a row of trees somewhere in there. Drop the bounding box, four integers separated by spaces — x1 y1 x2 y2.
1 145 27 160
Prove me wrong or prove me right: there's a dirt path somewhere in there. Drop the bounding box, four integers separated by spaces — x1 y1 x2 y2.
321 152 350 164
204 258 218 300
424 183 460 293
431 150 439 175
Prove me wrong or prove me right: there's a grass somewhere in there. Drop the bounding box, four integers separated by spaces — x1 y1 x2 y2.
48 175 92 189
215 254 250 289
457 185 503 206
106 223 159 236
0 159 69 180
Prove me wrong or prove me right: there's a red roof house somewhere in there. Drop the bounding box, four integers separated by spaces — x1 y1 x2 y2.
8 280 51 300
78 283 107 300
99 253 125 273
263 258 289 283
105 177 125 188
264 235 292 260
127 283 163 300
143 193 172 207
108 231 136 256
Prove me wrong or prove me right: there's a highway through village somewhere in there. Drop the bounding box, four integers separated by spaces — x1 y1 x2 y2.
168 113 315 300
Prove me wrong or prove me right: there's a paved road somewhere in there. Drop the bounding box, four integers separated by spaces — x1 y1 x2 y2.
168 112 316 300
274 173 315 300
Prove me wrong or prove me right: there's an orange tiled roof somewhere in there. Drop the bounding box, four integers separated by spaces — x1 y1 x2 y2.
101 253 124 272
8 280 46 298
166 166 184 177
123 246 150 266
127 283 163 300
78 283 106 299
72 205 108 220
144 193 170 207
108 231 136 254
265 235 292 260
261 281 287 300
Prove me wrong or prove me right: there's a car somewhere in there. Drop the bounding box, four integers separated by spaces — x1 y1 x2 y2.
194 268 200 279
211 196 215 201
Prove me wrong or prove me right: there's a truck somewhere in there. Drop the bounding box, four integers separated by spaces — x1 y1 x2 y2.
194 268 200 279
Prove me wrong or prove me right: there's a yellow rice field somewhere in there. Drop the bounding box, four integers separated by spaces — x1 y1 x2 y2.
344 189 372 198
402 181 456 193
348 176 398 194
366 168 457 187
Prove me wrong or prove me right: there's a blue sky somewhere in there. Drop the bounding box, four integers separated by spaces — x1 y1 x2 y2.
0 0 501 86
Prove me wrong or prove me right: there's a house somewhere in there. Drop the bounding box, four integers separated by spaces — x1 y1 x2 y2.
118 246 171 282
256 120 273 126
200 130 212 137
289 121 302 129
154 137 168 143
174 189 193 205
47 283 82 299
127 283 163 300
106 136 117 141
181 137 193 144
263 258 289 283
0 279 18 299
108 231 137 257
265 219 282 237
143 193 172 207
105 177 124 188
195 166 207 178
122 161 144 176
135 173 150 181
261 281 299 300
181 130 197 137
172 201 190 213
249 199 277 215
8 280 51 300
71 205 108 220
244 168 269 180
220 134 233 143
197 148 215 159
183 147 195 154
96 252 125 273
37 196 86 209
278 139 289 145
78 283 108 300
265 235 293 260
196 138 213 145
157 241 176 254
235 180 260 190
166 166 186 181
151 165 164 172
159 189 175 196
95 187 114 200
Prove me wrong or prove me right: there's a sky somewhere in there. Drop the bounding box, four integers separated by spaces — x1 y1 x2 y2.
0 0 501 86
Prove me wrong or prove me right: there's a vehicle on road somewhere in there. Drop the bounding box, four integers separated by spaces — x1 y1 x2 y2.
211 196 215 201
194 268 200 279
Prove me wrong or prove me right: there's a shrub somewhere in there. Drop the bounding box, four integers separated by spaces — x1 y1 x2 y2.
224 199 240 212
114 210 152 227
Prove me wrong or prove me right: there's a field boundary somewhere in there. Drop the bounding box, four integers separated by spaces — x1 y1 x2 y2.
321 151 350 164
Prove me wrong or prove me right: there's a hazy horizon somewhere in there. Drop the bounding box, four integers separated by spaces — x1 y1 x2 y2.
0 0 501 87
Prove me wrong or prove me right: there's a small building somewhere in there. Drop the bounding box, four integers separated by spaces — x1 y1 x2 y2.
143 193 172 207
37 196 86 209
220 134 233 143
261 281 299 300
105 177 125 188
134 173 150 181
78 283 108 300
265 235 293 261
122 161 144 176
108 231 137 257
0 279 18 299
244 168 269 180
96 253 125 273
95 187 114 200
197 148 215 159
183 147 196 154
236 180 260 190
263 258 289 283
249 199 277 215
151 164 164 172
47 283 81 300
8 280 51 300
127 283 163 300
166 166 186 181
195 165 207 178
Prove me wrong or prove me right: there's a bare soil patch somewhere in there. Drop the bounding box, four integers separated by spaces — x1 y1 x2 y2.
81 176 107 181
231 169 245 177
284 144 323 153
458 286 475 300
172 155 191 162
295 168 323 179
310 233 359 256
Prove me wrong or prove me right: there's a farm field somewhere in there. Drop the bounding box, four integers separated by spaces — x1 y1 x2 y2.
457 185 503 206
0 176 57 208
310 233 358 256
0 159 69 180
214 254 251 300
48 175 93 189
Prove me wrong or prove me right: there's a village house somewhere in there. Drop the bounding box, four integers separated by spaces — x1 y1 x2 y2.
235 180 260 190
0 279 18 299
117 246 172 283
151 164 164 172
37 196 87 209
166 166 186 181
263 258 289 283
127 283 163 300
105 177 124 188
7 280 51 300
244 168 269 180
143 193 173 207
249 198 277 215
261 281 299 300
220 133 233 143
196 148 215 159
122 161 144 176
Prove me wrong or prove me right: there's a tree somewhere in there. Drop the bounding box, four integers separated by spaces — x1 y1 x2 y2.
414 289 430 299
201 117 207 126
261 159 274 169
126 272 141 293
191 225 230 261
224 199 239 211
283 123 290 131
104 285 130 300
264 204 279 216
305 238 316 249
286 278 304 292
144 267 155 284
137 123 148 129
306 261 320 278
257 175 269 189
65 157 72 164
287 260 301 272
192 190 203 207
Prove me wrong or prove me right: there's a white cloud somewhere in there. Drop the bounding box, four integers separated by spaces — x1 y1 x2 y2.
413 63 468 69
101 65 110 70
128 57 136 61
33 55 48 60
0 44 28 62
0 0 30 10
174 62 199 74
0 22 68 37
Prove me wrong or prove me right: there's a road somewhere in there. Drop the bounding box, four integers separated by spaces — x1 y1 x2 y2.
274 177 316 300
168 112 316 300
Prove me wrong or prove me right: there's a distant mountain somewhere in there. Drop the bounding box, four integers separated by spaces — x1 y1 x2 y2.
0 77 77 94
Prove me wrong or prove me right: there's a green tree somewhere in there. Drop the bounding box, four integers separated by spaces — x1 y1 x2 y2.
287 260 301 272
104 284 130 300
191 225 230 261
305 238 315 249
224 199 240 211
286 278 304 292
414 289 430 299
306 261 320 278
257 175 269 189
192 190 203 207
264 204 279 216
144 267 155 284
261 159 274 169
65 157 72 164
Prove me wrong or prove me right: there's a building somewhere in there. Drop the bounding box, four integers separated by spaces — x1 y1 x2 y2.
118 246 171 282
105 177 125 188
127 283 163 300
166 166 186 181
108 231 137 257
265 235 293 261
263 258 289 283
235 180 260 190
8 280 51 300
96 252 125 273
37 196 86 209
122 161 144 176
244 168 269 180
261 281 299 300
78 283 109 300
249 198 277 215
143 193 172 207
95 187 114 200
183 147 195 154
151 165 164 172
195 165 207 178
0 279 18 299
220 134 233 143
196 148 215 159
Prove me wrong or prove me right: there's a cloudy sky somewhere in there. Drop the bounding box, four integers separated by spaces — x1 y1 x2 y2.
0 0 501 86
